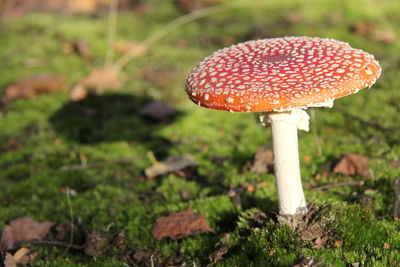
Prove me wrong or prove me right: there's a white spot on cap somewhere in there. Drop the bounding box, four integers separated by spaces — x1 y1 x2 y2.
364 66 373 75
204 94 209 100
336 68 345 73
225 97 234 103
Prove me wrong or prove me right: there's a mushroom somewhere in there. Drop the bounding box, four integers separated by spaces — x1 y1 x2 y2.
185 37 381 215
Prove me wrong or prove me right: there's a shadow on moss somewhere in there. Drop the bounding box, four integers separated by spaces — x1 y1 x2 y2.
49 93 183 150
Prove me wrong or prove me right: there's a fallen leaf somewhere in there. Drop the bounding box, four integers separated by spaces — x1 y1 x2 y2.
350 21 395 44
325 12 343 24
1 75 66 105
334 240 343 248
283 11 303 24
152 209 214 240
371 29 396 44
70 67 124 101
383 242 390 249
79 67 123 90
314 237 323 248
303 155 312 162
139 101 176 123
3 253 16 267
64 0 102 15
351 21 373 36
243 145 274 174
0 0 138 18
73 40 93 60
69 83 88 102
0 217 54 250
176 0 224 13
112 41 148 57
390 161 400 168
10 247 37 265
145 155 198 179
333 154 371 178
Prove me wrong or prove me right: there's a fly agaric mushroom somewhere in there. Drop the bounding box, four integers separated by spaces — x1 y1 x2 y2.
185 37 381 215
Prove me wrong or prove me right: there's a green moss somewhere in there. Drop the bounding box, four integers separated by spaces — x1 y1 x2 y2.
0 0 399 265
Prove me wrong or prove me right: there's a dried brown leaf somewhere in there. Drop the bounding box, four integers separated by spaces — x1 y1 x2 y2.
334 240 343 248
0 0 142 18
3 253 16 267
145 155 198 179
1 75 66 105
139 101 176 123
12 247 37 264
284 11 303 24
79 67 123 90
390 161 400 168
333 154 371 178
112 41 148 57
176 0 224 13
152 209 214 240
244 145 274 174
351 21 373 36
371 29 396 44
69 83 88 102
0 217 54 250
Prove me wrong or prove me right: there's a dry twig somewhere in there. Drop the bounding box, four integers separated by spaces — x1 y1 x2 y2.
393 177 400 221
113 3 243 71
15 240 84 250
312 181 364 190
104 0 119 67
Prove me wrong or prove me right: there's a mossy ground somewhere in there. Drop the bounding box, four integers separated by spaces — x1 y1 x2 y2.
1 0 400 266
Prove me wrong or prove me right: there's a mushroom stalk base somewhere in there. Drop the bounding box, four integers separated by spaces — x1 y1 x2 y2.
260 109 309 215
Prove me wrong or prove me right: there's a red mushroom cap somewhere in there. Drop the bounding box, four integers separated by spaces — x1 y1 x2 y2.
185 37 381 112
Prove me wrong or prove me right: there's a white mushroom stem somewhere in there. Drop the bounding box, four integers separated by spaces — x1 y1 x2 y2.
260 109 310 215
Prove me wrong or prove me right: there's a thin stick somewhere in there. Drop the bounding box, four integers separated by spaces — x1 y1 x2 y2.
113 3 243 72
312 180 365 190
104 0 119 67
63 190 74 255
15 239 84 250
393 177 400 221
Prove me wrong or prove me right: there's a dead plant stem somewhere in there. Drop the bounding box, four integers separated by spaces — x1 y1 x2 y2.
312 181 364 190
104 0 119 67
113 3 243 72
393 177 400 221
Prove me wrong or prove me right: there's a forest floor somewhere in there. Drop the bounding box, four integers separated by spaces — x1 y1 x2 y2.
0 0 399 266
